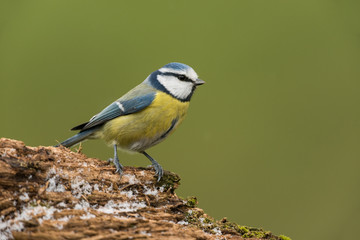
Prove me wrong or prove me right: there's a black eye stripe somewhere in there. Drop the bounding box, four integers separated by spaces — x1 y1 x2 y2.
161 72 193 82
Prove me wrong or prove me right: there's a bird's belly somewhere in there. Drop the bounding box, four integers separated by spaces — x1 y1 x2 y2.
101 92 189 152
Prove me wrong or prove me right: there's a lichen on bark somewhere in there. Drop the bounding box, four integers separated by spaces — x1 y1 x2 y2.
0 138 290 240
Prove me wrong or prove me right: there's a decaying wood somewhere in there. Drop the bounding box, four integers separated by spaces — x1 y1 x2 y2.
0 138 288 240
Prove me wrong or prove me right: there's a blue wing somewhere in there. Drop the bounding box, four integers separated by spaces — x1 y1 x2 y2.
71 83 156 131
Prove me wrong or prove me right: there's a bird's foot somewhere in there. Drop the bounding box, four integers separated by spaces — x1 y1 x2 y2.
142 151 163 182
108 158 123 176
151 162 163 182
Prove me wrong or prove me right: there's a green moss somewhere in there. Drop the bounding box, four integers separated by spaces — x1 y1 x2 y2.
243 230 266 238
184 209 288 240
29 201 39 207
29 200 51 208
279 235 292 240
156 171 181 193
39 201 52 208
202 217 212 224
185 209 204 224
238 226 250 234
180 195 290 239
185 196 198 208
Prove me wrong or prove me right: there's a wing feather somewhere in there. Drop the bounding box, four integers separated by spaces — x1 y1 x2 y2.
71 82 157 132
79 93 155 131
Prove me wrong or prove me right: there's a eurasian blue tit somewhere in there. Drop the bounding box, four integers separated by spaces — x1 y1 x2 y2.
56 62 205 181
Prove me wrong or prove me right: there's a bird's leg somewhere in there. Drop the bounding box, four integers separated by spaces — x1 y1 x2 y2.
141 151 163 182
108 144 123 175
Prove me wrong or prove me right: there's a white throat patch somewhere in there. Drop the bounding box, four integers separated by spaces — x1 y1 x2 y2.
157 75 193 100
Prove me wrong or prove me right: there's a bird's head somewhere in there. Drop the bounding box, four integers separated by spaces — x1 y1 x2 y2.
147 62 205 102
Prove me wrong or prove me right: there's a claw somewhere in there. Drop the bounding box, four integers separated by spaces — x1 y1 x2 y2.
152 162 163 182
114 160 123 175
108 158 123 175
142 151 163 182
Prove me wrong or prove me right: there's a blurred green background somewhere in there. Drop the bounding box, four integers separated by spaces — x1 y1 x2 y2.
1 1 359 239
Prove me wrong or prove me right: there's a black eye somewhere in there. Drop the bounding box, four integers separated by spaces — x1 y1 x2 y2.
178 75 186 81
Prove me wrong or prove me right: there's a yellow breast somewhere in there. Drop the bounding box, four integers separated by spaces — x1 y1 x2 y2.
100 91 190 152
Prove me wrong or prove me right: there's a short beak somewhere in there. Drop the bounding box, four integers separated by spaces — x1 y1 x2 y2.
195 78 205 86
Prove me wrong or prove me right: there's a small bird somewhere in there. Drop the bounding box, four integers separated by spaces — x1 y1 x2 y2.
56 62 204 181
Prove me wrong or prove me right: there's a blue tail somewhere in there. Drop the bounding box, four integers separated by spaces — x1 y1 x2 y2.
55 129 96 148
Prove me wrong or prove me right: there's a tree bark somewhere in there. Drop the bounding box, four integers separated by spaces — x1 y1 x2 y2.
0 138 290 240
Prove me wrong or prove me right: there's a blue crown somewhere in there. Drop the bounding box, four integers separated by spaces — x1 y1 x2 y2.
162 62 191 71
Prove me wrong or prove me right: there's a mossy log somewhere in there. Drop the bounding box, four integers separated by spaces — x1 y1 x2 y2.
0 138 290 240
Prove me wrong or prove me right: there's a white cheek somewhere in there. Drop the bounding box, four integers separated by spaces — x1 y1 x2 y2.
157 75 193 99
